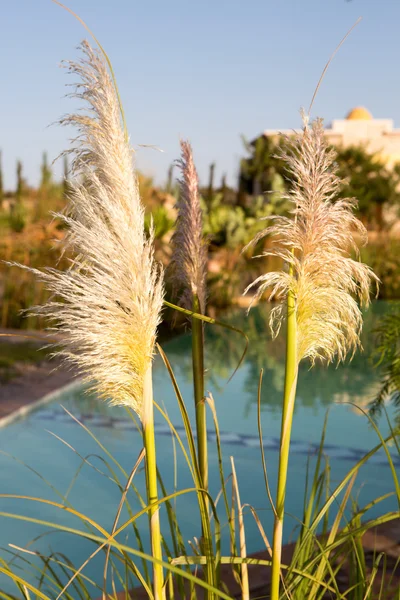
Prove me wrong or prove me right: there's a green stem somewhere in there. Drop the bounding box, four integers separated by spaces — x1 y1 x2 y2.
270 289 299 600
192 295 215 599
192 295 208 493
142 366 165 600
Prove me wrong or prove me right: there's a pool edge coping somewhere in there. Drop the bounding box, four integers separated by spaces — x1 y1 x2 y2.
0 378 84 429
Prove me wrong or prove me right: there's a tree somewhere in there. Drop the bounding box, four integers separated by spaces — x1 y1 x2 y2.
238 134 288 207
369 307 400 424
16 160 24 203
334 146 400 229
239 134 400 228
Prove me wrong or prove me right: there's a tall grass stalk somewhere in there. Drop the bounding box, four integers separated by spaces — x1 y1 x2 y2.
158 345 218 600
270 287 298 600
192 293 208 495
170 141 211 592
245 116 378 600
230 457 249 600
142 366 165 600
11 40 166 599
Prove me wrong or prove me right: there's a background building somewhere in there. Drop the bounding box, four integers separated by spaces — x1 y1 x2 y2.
261 107 400 168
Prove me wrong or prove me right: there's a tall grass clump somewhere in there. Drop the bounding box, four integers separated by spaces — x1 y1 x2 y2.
245 115 378 600
17 41 165 600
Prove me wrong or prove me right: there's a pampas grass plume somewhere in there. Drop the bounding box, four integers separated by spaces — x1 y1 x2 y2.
21 41 164 419
245 116 378 364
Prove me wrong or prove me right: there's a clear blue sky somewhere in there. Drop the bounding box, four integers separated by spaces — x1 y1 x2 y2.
1 0 399 190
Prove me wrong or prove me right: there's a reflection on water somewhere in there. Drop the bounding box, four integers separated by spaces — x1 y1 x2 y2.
159 301 395 418
55 300 399 455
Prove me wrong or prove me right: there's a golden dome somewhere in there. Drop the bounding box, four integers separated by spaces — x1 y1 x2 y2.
346 106 373 120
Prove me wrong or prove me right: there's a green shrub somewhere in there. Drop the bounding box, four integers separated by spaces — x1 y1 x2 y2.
9 200 26 233
360 239 400 299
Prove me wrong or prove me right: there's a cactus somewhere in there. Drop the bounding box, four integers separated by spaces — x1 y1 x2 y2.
166 163 174 194
10 160 26 232
221 173 227 203
63 154 71 202
0 151 4 209
40 152 52 189
16 160 24 203
35 152 53 220
206 162 215 208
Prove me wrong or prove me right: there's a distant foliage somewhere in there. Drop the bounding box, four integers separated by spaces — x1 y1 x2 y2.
15 159 24 202
40 151 52 189
144 204 174 240
360 238 400 299
335 146 400 229
202 193 248 248
2 126 400 331
201 193 278 308
9 202 26 233
370 306 400 422
239 134 288 204
239 134 400 229
0 155 68 326
9 160 26 232
1 232 68 328
35 152 53 221
206 162 215 207
165 163 175 195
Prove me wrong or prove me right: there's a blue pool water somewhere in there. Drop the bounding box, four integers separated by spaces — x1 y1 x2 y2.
0 301 399 596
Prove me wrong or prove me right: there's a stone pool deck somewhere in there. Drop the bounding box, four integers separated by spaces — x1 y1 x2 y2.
0 328 78 426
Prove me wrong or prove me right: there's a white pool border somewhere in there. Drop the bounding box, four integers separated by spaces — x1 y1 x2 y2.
0 378 83 429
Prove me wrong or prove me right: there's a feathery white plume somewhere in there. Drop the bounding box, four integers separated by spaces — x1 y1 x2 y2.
244 117 378 364
23 41 164 418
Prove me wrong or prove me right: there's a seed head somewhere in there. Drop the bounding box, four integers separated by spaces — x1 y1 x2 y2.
244 116 378 364
22 41 164 418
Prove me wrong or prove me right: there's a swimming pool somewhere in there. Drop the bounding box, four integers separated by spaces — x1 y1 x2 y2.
0 301 398 596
